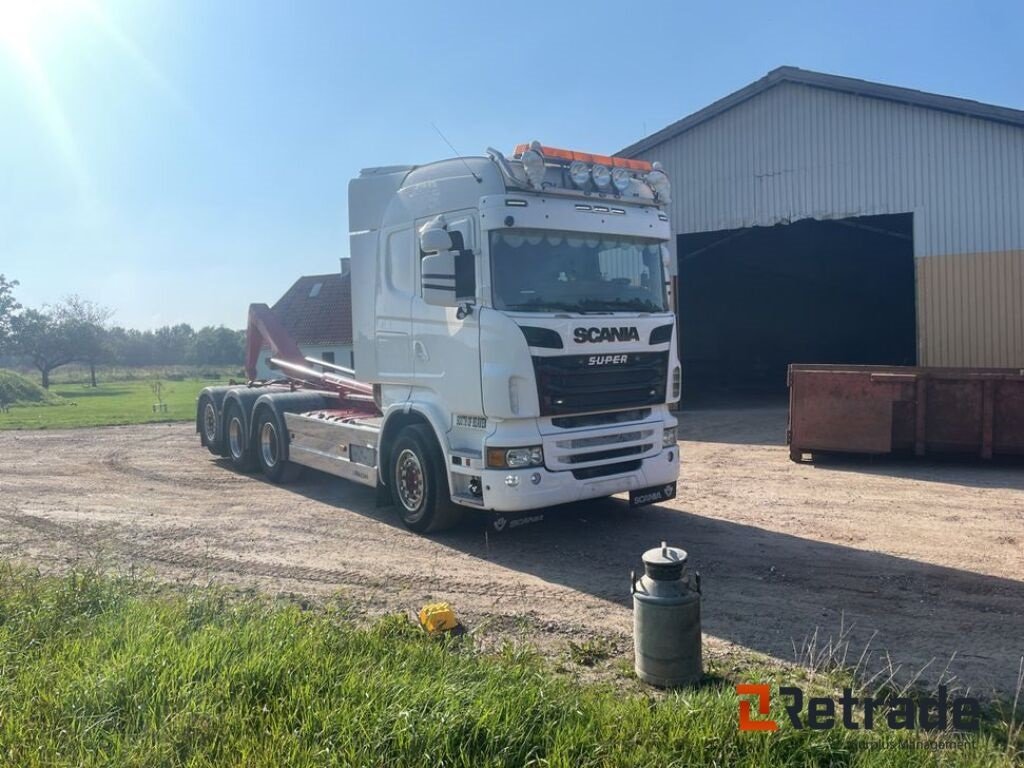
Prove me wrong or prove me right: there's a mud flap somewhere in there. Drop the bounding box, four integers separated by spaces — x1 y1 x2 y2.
376 481 393 507
489 511 545 533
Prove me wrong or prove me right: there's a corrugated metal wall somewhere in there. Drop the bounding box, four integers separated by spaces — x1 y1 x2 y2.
916 250 1024 367
633 82 1024 367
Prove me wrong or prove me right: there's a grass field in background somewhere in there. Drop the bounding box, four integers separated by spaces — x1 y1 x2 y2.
0 378 221 430
0 568 1017 767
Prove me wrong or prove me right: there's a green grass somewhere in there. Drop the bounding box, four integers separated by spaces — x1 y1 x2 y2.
0 369 63 407
0 377 222 430
0 568 1016 767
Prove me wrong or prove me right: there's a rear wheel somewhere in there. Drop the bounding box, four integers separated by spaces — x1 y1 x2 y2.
255 409 303 483
225 402 256 471
389 424 463 533
198 395 223 456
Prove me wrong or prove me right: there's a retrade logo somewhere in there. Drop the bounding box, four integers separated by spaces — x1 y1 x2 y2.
573 327 640 343
737 685 778 731
736 684 980 732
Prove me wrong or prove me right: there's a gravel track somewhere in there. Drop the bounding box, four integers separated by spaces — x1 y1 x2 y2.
1 405 1022 695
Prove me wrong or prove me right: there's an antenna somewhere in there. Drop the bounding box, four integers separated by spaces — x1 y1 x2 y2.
431 122 482 183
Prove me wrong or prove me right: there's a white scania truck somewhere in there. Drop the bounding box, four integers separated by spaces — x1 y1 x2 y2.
196 142 680 532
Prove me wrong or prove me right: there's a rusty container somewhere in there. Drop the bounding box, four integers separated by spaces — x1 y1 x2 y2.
788 364 1024 461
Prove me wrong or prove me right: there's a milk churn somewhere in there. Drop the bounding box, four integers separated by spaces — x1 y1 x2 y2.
631 541 702 687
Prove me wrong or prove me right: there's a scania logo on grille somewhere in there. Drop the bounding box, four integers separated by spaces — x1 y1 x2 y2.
573 326 640 343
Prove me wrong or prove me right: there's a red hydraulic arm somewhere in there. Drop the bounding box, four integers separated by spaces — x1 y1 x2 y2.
245 303 305 380
244 303 378 413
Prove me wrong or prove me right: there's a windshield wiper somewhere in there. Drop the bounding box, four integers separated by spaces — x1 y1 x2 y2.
502 300 603 314
572 296 664 313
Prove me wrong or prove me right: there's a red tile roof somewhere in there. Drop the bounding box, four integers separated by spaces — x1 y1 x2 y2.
271 272 352 346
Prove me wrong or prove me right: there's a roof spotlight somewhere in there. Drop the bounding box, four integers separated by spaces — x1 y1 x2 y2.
521 141 546 188
591 163 611 190
645 162 671 202
611 167 632 193
568 160 591 188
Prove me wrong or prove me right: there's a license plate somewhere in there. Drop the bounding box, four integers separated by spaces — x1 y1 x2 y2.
629 482 677 506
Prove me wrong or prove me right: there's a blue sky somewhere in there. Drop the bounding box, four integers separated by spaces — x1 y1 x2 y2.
2 0 1022 329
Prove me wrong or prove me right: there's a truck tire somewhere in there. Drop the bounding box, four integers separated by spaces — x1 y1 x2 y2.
198 394 223 456
224 402 256 472
389 423 463 533
255 409 303 483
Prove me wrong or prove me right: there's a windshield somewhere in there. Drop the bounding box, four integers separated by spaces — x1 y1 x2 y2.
490 228 668 313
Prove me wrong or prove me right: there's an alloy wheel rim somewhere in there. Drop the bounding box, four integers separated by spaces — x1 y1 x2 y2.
260 422 278 468
229 417 244 459
203 402 218 442
396 448 425 515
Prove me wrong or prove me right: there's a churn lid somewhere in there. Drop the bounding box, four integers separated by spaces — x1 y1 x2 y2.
641 541 687 580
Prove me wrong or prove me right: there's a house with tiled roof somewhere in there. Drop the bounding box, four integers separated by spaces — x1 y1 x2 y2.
254 265 354 379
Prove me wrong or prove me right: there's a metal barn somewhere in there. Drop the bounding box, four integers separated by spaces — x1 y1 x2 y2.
620 67 1024 394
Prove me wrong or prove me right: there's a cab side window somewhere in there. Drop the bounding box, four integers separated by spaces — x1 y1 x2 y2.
386 228 414 295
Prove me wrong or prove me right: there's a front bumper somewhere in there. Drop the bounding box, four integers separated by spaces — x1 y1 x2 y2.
476 447 679 512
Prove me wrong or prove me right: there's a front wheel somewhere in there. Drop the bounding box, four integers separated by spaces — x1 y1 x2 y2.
255 409 303 483
389 424 463 533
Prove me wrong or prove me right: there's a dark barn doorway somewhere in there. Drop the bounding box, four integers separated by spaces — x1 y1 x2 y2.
677 213 916 397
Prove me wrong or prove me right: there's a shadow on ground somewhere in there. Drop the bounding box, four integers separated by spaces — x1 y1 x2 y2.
286 468 1024 698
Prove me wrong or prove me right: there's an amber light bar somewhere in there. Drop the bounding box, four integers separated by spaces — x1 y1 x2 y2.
512 143 651 172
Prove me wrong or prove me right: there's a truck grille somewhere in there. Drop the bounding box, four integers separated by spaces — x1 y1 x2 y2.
544 425 659 471
532 352 669 416
572 459 642 480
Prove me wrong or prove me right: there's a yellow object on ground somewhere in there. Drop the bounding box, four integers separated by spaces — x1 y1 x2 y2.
418 602 460 634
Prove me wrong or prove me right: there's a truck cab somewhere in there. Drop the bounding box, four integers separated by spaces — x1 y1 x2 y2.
349 143 680 525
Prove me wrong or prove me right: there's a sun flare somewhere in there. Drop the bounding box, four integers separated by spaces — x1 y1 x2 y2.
0 0 80 53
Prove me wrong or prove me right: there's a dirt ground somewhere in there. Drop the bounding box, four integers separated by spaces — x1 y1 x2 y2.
1 405 1022 696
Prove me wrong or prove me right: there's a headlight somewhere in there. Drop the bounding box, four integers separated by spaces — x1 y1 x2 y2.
611 167 632 193
662 426 677 447
591 163 611 190
521 143 546 188
487 446 544 468
569 160 590 188
645 162 671 202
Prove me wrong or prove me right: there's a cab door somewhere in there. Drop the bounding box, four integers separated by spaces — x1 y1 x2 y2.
374 225 415 401
411 210 482 413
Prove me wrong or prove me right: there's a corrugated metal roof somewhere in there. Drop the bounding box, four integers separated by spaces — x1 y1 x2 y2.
619 66 1024 157
270 272 352 346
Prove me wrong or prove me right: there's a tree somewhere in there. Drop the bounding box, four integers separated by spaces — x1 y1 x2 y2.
0 274 20 350
56 295 114 387
191 326 245 365
9 308 77 389
154 324 195 365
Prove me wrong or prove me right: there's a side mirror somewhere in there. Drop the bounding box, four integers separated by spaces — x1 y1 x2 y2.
420 226 452 255
421 251 457 306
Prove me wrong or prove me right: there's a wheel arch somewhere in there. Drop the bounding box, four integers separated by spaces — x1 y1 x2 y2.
378 405 448 488
251 390 334 461
221 389 264 450
195 385 233 439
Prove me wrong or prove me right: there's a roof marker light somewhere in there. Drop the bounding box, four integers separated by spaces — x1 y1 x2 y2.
592 163 611 189
512 143 652 172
